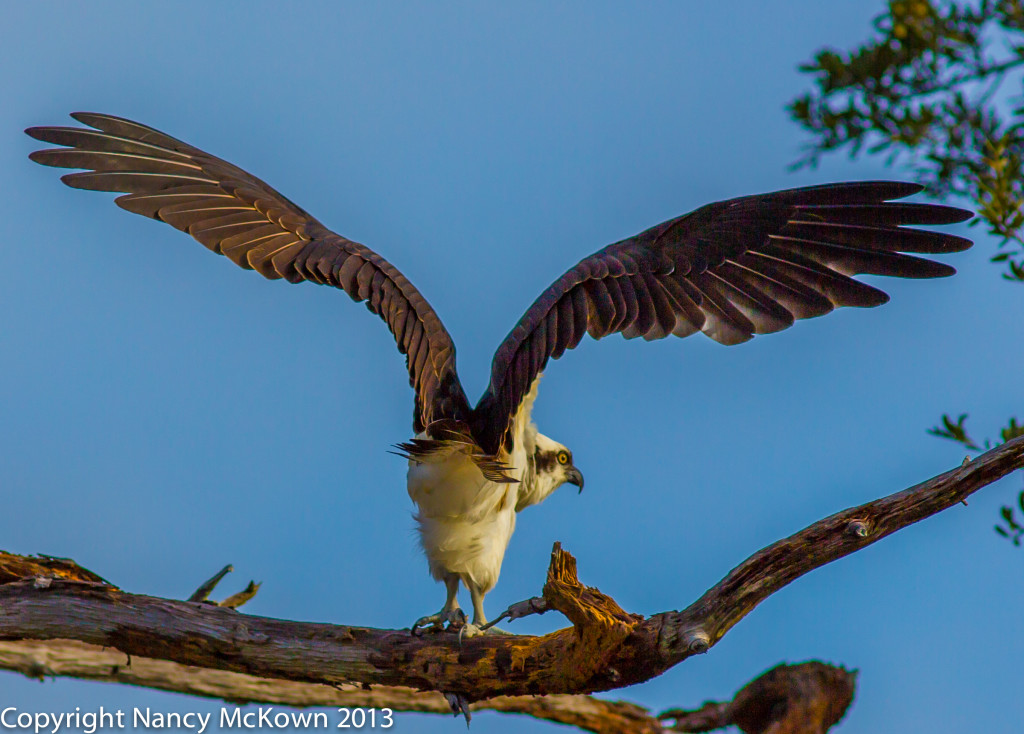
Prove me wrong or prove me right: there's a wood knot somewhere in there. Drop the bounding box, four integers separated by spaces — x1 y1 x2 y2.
687 631 710 654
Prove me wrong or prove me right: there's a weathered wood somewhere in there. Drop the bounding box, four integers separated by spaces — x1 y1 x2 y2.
660 662 856 733
0 560 658 701
0 640 854 734
0 640 661 734
1 436 1021 710
654 435 1024 662
0 552 109 586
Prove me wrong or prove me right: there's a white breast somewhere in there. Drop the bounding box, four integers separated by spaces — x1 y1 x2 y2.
407 446 521 593
406 375 540 595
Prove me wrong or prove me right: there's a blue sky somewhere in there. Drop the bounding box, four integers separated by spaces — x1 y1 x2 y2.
2 2 1021 732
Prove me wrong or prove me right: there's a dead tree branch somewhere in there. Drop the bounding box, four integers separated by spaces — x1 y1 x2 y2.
660 661 857 733
1 435 1021 729
0 552 109 585
654 437 1024 660
0 640 659 733
0 641 852 734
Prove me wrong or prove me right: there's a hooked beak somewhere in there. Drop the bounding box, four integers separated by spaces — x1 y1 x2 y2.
566 466 585 493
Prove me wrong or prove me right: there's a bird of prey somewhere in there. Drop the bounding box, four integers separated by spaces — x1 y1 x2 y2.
27 113 972 635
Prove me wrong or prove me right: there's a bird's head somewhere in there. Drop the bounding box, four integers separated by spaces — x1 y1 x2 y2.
519 433 584 510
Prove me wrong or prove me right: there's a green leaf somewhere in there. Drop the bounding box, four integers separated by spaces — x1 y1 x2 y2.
927 413 981 450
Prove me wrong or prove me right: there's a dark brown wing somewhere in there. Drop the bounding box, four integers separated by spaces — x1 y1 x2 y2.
471 182 973 454
27 112 470 432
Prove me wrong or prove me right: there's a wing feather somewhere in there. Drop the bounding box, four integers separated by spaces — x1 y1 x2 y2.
472 182 973 453
582 279 614 337
28 113 469 431
569 287 589 349
552 296 574 359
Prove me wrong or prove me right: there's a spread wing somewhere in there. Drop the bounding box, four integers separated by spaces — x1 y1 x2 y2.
472 182 973 454
27 112 470 432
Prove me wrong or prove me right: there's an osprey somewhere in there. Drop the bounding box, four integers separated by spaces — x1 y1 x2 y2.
27 113 972 635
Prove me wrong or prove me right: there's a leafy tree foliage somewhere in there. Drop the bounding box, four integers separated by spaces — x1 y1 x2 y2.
791 0 1024 278
928 414 1024 540
790 0 1023 539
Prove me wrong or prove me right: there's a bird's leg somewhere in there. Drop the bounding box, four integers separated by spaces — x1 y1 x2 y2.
470 583 487 629
411 575 465 635
457 581 509 639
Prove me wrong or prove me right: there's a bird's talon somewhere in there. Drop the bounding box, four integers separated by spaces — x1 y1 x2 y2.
411 608 466 635
457 623 485 643
410 616 440 636
443 693 472 727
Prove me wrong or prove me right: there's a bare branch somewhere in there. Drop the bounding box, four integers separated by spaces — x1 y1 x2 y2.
187 564 261 609
188 564 234 602
660 662 856 733
1 436 1021 719
655 434 1024 661
0 640 662 734
0 641 854 734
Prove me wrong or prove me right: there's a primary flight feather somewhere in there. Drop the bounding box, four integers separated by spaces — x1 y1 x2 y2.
27 113 973 633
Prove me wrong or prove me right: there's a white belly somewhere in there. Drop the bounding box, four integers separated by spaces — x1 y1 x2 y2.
407 447 522 593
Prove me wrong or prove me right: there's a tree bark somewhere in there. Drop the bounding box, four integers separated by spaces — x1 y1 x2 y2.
0 639 662 733
2 435 1022 731
660 662 857 733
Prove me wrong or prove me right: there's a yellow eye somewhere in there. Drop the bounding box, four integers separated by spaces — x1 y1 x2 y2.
557 451 569 465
